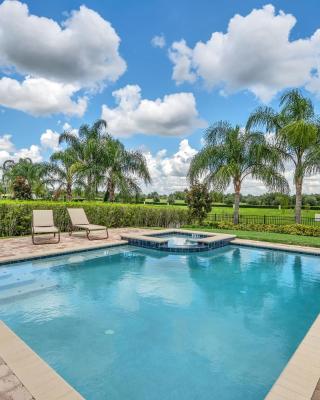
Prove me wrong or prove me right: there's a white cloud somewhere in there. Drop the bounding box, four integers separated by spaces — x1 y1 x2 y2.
62 122 79 137
142 139 197 193
169 4 320 102
0 0 126 116
0 77 87 116
0 0 126 87
151 34 166 48
0 134 15 152
0 134 42 166
101 84 205 137
40 129 60 151
15 145 42 163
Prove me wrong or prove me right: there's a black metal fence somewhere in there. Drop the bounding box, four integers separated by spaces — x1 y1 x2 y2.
208 213 320 226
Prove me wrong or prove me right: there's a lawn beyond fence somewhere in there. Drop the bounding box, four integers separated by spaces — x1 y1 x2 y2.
208 213 320 226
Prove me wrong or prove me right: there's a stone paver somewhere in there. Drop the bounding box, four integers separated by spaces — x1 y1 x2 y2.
0 356 34 400
312 379 320 400
0 228 150 265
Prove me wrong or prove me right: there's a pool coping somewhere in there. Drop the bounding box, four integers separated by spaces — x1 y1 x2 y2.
0 320 84 400
0 239 128 266
265 314 320 400
232 238 320 256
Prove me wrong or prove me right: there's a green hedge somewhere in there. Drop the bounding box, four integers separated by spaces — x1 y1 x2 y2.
206 221 320 237
0 201 192 237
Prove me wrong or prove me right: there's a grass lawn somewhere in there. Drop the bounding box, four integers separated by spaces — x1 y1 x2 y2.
183 226 320 248
163 203 318 218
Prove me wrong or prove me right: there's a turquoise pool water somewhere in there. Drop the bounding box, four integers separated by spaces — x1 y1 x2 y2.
1 245 320 399
153 233 200 247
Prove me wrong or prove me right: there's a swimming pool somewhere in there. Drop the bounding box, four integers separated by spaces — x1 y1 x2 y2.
1 244 320 399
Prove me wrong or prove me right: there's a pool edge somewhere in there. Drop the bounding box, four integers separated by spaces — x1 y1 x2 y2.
0 320 84 400
264 314 320 400
0 239 129 266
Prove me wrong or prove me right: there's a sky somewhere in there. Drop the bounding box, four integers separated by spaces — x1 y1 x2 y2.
1 0 320 194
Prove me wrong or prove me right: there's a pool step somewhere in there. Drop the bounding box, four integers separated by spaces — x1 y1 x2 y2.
0 277 36 290
0 271 12 280
0 280 58 302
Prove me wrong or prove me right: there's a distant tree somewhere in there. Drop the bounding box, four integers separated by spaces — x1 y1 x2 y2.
167 193 175 205
172 191 186 201
186 182 212 224
211 191 224 203
149 192 160 203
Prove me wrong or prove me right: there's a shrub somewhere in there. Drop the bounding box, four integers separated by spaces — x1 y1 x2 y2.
0 200 192 237
12 177 32 200
205 221 320 237
186 183 212 224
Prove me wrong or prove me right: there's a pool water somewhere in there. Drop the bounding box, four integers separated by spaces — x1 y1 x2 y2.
1 245 320 400
155 233 200 247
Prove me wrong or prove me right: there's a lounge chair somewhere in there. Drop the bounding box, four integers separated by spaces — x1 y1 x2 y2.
67 208 109 240
32 210 60 245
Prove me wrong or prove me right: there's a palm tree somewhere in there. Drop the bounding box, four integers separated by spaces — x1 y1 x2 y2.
43 148 84 201
101 137 151 202
246 89 320 223
188 121 288 224
59 119 108 199
59 119 151 201
1 157 47 197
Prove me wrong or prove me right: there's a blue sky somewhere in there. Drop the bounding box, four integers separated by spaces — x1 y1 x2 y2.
1 0 320 193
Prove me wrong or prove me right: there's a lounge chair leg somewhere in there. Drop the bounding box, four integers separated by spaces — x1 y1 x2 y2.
32 231 60 245
86 228 109 240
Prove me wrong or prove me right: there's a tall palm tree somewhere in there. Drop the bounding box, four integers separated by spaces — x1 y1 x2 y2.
43 148 84 201
59 119 151 201
188 121 288 224
101 137 151 202
59 119 108 199
246 89 320 223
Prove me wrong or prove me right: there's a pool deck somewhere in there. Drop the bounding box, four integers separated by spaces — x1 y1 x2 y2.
1 228 320 399
0 227 148 265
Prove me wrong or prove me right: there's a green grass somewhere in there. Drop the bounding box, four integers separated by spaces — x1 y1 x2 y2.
183 226 320 248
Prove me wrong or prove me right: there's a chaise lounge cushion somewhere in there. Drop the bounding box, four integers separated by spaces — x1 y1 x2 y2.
33 226 59 234
73 224 106 231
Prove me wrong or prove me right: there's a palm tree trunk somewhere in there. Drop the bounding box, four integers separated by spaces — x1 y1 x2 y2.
233 180 241 224
106 178 115 202
295 176 303 224
66 182 72 201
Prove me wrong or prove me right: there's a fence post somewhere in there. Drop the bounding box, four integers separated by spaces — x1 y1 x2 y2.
264 215 266 224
